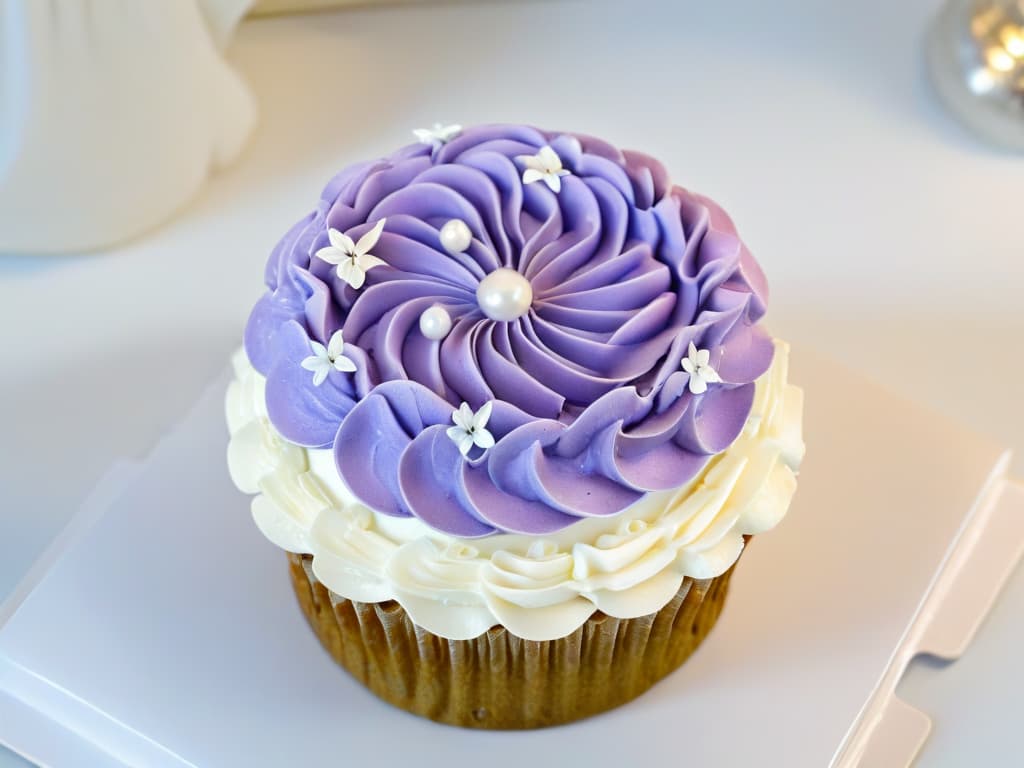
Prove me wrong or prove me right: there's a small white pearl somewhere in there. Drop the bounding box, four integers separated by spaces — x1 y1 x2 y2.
439 219 473 254
476 268 533 322
419 305 453 340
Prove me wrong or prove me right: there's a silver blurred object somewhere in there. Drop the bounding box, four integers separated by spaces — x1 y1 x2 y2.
928 0 1024 150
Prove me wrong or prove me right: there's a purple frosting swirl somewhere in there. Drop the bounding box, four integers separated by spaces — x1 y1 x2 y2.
245 124 773 537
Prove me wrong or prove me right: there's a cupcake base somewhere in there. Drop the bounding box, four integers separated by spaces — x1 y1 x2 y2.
287 552 734 729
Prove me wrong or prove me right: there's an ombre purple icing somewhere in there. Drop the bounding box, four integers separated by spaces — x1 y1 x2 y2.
244 124 774 537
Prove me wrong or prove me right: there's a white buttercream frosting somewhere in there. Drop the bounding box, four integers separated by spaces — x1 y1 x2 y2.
225 340 805 641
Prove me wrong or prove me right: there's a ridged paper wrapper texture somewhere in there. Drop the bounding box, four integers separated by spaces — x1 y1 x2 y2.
287 550 737 729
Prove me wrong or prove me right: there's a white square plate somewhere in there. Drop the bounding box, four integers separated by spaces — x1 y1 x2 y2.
2 350 1021 768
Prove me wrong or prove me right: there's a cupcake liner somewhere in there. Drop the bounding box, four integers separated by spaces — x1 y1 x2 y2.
287 551 737 729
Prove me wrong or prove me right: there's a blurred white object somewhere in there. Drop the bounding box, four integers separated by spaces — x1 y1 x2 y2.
0 0 256 254
928 0 1024 150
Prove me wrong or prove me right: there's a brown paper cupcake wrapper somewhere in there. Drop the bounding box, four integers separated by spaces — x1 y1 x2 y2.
288 552 735 729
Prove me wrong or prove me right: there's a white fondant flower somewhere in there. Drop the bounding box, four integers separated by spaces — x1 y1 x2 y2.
301 329 356 386
516 145 571 193
681 341 722 395
413 123 462 149
447 401 495 457
315 219 387 289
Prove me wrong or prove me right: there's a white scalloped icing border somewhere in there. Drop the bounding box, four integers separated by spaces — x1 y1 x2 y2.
226 340 804 641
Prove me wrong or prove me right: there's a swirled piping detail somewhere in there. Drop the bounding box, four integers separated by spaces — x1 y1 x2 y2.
226 339 803 641
243 124 773 536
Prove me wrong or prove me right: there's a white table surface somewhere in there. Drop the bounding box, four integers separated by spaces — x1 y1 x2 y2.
1 1 1022 765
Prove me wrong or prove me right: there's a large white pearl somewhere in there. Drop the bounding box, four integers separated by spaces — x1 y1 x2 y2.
419 305 453 340
439 219 473 254
476 268 533 321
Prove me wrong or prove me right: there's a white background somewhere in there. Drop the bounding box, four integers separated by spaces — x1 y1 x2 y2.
1 0 1022 765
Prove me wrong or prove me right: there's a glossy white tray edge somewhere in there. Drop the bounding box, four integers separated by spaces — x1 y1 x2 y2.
0 462 141 630
835 462 1024 767
0 463 151 768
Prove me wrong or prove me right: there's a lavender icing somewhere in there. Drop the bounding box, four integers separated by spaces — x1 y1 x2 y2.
244 124 773 537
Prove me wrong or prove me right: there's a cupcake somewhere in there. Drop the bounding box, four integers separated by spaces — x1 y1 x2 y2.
226 123 805 729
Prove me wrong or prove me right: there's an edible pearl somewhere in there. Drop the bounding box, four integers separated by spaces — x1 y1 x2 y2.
439 219 473 254
476 268 533 322
419 305 453 340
